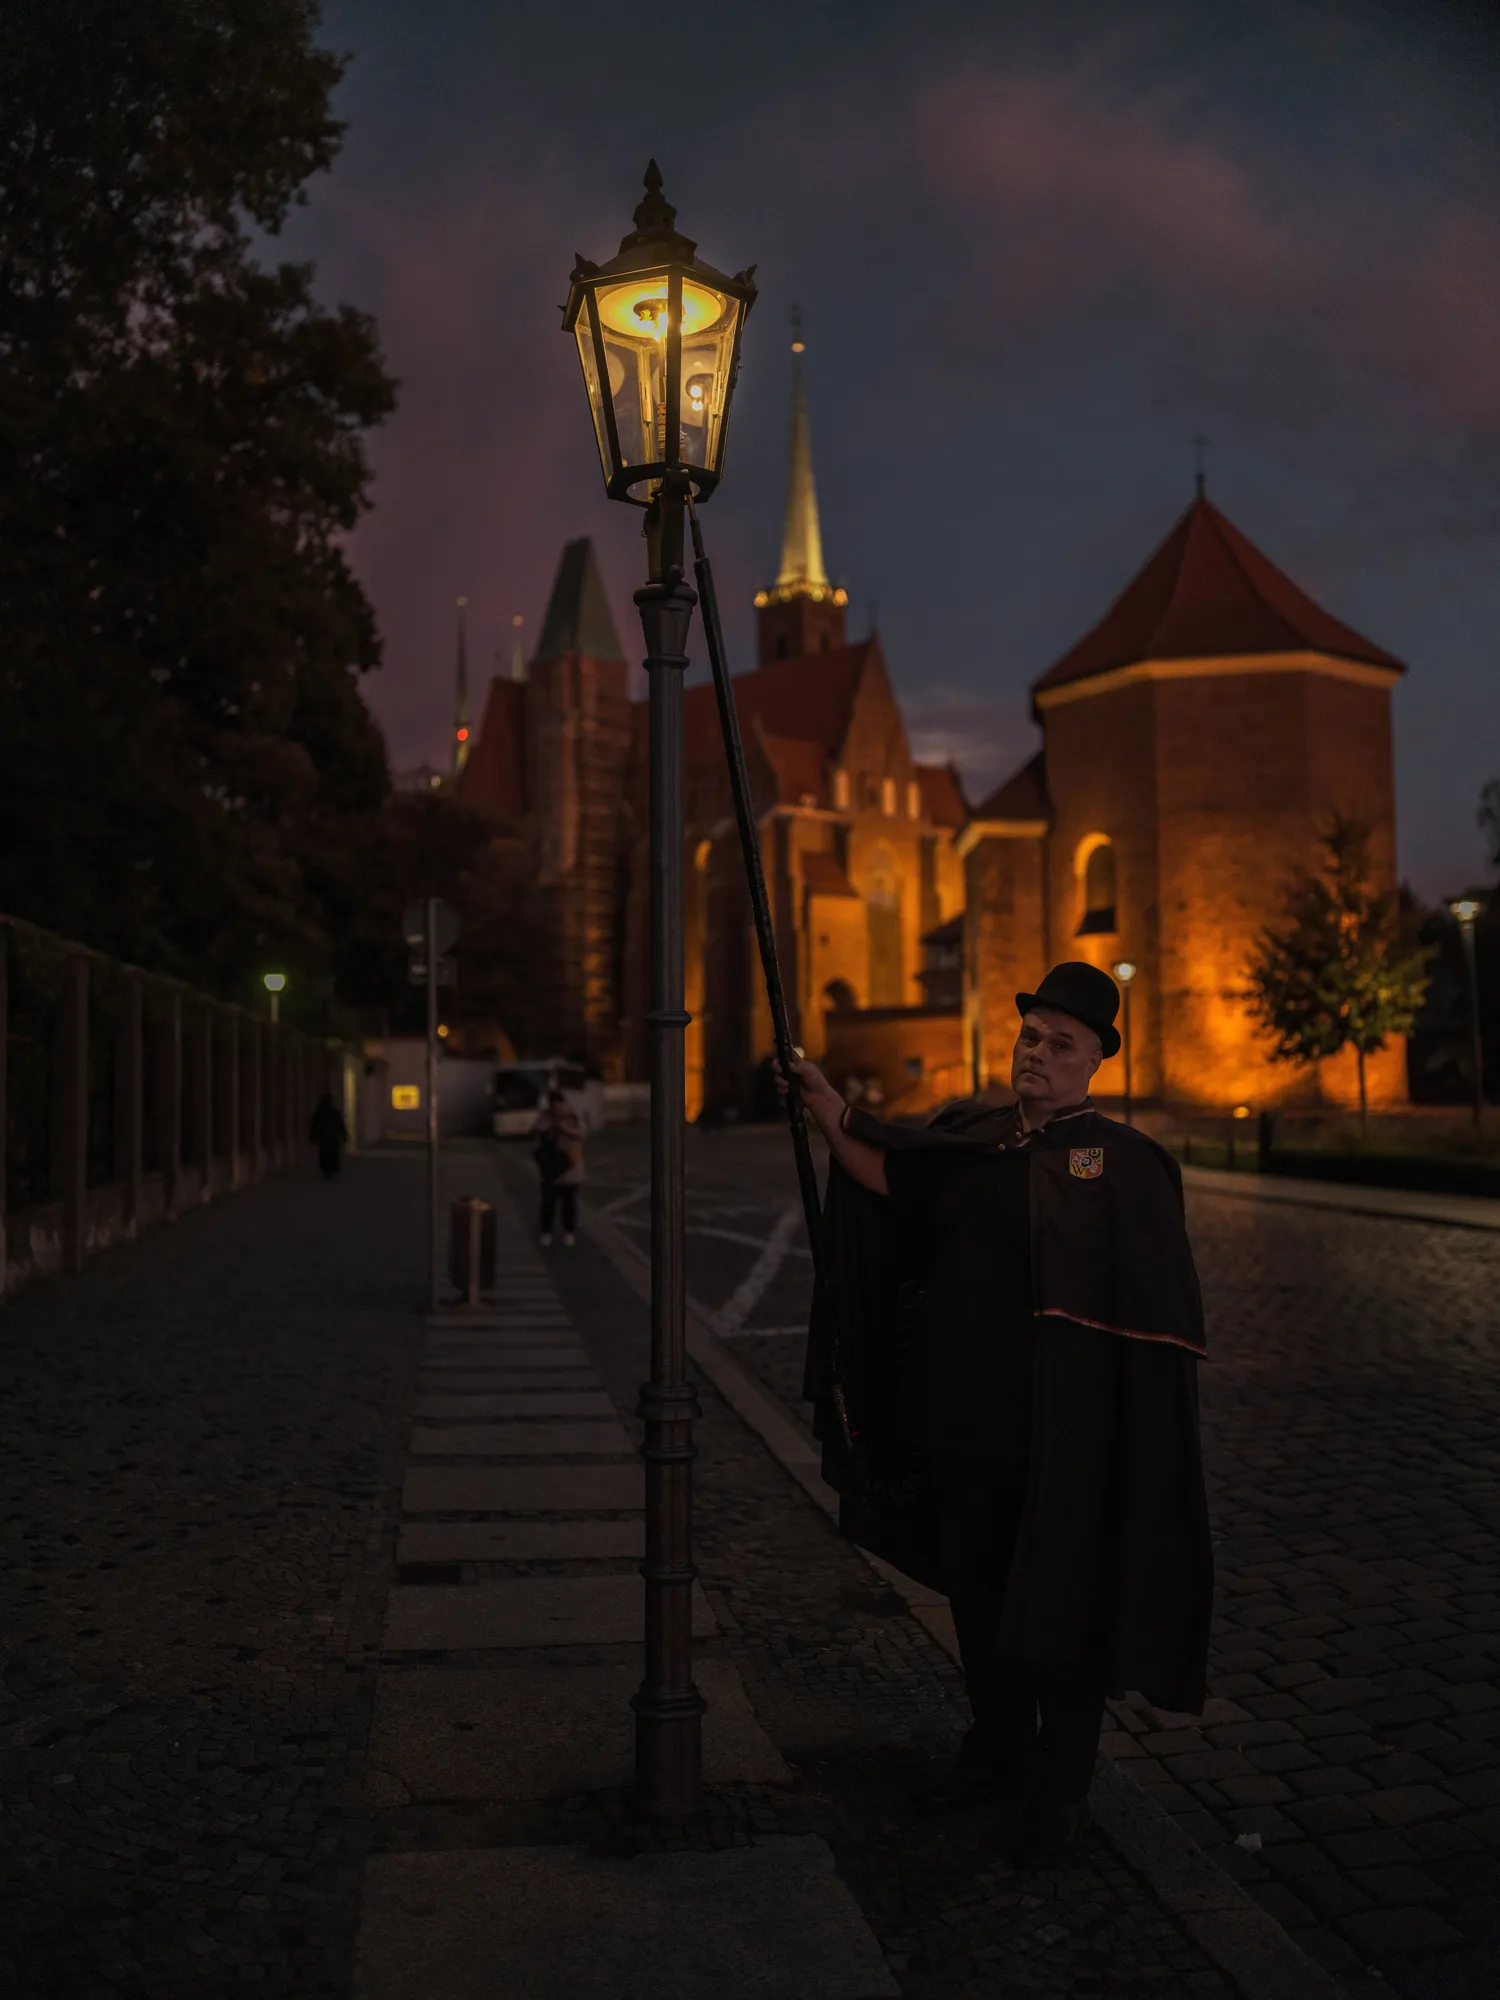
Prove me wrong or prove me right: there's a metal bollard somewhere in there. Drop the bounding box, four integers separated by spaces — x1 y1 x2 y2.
448 1196 496 1307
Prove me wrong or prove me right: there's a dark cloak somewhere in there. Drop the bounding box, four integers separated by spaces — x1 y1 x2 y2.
803 1098 1214 1714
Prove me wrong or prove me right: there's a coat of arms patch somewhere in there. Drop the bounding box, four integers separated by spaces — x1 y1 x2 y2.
1069 1147 1104 1180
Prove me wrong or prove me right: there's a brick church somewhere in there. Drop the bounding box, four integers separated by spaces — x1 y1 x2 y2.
459 359 1407 1117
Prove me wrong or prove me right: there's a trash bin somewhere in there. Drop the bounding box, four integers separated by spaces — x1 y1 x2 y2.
449 1196 497 1305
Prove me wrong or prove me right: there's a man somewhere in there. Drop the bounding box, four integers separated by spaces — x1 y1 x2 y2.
787 962 1212 1866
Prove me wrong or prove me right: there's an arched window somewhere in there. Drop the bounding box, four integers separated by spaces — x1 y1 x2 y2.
1075 837 1117 936
823 978 857 1014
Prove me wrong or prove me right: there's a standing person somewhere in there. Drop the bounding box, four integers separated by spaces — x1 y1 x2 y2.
785 962 1212 1866
308 1092 348 1180
532 1088 584 1246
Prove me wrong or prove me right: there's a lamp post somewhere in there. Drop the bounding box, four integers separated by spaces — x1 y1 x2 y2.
565 163 755 1822
263 971 286 1027
1451 899 1484 1135
1112 961 1136 1126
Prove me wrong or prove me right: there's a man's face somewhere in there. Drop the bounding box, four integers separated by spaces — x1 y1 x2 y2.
1010 1007 1102 1110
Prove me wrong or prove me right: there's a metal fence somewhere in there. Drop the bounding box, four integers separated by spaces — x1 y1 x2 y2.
1 914 347 1297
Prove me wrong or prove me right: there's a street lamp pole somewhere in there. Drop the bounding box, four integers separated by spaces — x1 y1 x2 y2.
263 972 286 1028
633 473 703 1819
1452 900 1484 1135
1113 961 1137 1127
563 165 756 1822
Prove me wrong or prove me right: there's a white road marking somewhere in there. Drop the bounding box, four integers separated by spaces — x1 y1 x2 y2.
687 1224 809 1255
714 1204 803 1337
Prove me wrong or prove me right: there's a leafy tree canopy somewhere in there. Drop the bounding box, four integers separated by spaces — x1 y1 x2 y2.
1244 817 1432 1123
0 0 397 1012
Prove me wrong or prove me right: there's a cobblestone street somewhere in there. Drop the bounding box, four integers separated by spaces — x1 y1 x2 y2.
581 1124 1500 1998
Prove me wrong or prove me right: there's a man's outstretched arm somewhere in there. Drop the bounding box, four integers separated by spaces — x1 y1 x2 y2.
776 1058 889 1197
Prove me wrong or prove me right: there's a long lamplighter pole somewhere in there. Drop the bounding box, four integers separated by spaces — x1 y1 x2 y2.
631 471 704 1821
687 498 853 1448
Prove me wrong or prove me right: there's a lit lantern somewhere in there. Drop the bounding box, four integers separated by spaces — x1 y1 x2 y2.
564 161 757 504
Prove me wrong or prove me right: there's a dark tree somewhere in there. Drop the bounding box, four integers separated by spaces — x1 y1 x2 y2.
0 0 396 1009
1244 818 1432 1131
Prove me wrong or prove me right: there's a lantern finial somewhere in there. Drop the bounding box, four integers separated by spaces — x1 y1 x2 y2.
619 161 694 258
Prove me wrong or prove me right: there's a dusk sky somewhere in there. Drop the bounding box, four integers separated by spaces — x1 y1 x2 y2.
287 0 1500 900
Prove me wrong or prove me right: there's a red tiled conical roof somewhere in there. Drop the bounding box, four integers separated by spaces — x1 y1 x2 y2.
1032 496 1403 698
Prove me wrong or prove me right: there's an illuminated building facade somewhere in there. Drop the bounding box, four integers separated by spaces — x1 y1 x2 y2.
963 494 1408 1110
459 374 1408 1115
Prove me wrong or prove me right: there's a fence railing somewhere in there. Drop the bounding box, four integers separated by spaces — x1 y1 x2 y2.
1 914 347 1298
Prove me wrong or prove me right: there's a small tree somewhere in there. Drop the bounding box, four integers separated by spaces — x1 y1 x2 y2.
1244 818 1432 1134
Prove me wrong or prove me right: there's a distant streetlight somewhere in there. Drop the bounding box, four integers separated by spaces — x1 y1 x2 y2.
1112 961 1137 1126
1450 899 1484 1134
263 971 286 1026
565 163 755 1823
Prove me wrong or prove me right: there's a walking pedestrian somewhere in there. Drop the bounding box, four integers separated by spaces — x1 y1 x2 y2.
785 962 1212 1867
532 1089 584 1246
308 1092 348 1180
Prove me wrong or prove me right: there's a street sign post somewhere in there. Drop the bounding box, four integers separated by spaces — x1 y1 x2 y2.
401 898 461 1310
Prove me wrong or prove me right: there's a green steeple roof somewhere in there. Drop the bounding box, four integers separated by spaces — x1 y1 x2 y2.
534 538 626 663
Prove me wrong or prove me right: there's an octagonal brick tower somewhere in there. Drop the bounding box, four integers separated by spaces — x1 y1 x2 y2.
965 493 1407 1110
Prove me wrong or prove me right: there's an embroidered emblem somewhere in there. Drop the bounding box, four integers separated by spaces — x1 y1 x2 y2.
1069 1147 1104 1179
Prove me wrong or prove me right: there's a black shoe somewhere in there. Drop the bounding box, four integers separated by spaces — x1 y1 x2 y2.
1009 1796 1092 1868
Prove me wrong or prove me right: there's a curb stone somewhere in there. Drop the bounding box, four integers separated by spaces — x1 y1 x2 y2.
580 1200 1346 2000
1181 1162 1500 1233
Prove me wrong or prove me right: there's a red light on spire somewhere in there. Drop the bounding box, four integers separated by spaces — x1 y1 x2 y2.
456 727 469 741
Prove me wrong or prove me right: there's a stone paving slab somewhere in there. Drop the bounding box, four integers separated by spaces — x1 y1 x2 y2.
414 1391 617 1419
416 1368 602 1391
353 1839 900 2000
408 1420 632 1456
382 1575 716 1649
402 1464 642 1513
421 1344 587 1369
432 1328 584 1344
397 1519 645 1563
369 1655 788 1800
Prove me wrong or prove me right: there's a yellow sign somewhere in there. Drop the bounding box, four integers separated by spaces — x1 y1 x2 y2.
391 1085 420 1110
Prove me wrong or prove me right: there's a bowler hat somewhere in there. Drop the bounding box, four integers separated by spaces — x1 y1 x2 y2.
1015 962 1121 1058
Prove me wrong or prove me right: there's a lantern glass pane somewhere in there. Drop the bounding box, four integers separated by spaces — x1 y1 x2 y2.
573 320 613 480
599 319 662 478
678 305 741 480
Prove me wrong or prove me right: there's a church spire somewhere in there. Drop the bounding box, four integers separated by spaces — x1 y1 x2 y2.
452 595 470 778
754 314 849 664
775 320 831 597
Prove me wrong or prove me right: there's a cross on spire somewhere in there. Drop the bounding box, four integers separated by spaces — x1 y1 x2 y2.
1191 432 1210 499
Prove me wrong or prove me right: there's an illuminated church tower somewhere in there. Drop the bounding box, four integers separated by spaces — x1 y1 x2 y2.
753 327 848 663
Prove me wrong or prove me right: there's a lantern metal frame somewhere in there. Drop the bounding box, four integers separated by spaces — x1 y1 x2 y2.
564 162 757 505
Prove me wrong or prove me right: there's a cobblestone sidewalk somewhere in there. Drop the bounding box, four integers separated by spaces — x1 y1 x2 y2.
0 1156 424 1998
